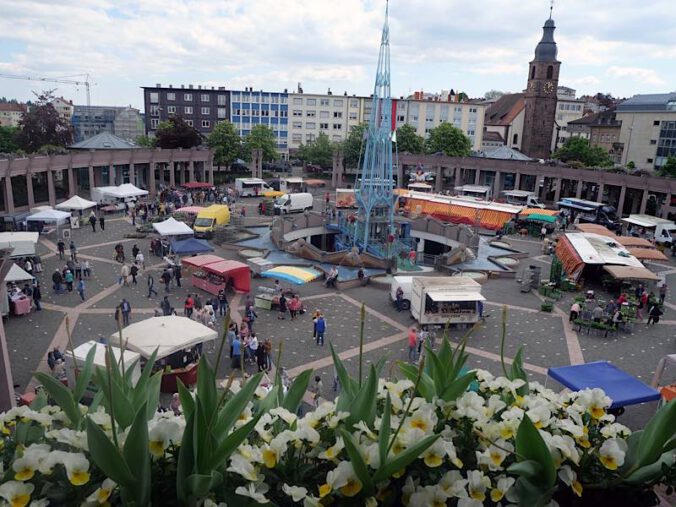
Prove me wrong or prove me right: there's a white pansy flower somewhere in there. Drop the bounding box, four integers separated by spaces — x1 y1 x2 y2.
270 407 297 426
318 437 344 461
476 440 513 471
409 485 449 507
490 476 516 503
227 454 259 481
326 411 349 429
235 482 270 504
86 478 117 504
526 404 552 429
407 404 438 434
439 470 468 498
559 465 584 497
575 388 611 419
466 470 491 503
148 419 182 457
0 481 34 507
61 452 90 486
600 422 631 439
283 483 308 502
599 438 627 470
321 461 362 498
455 392 486 420
484 395 507 418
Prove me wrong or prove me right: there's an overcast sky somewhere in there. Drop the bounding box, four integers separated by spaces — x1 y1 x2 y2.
1 0 675 109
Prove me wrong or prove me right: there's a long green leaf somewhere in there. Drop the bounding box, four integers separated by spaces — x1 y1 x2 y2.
378 394 392 468
123 402 151 506
440 371 476 402
107 378 135 429
193 397 211 474
258 383 282 414
34 372 81 427
123 358 140 385
207 415 261 470
426 344 446 396
514 414 555 488
507 460 542 481
73 345 97 402
177 378 195 421
105 347 126 395
196 356 217 414
329 342 355 400
510 347 529 395
135 348 159 393
340 429 375 496
373 434 440 483
85 418 135 487
635 397 676 468
347 364 378 428
397 363 434 402
143 371 163 421
176 411 195 502
186 471 223 499
624 450 675 485
214 373 263 441
282 369 313 413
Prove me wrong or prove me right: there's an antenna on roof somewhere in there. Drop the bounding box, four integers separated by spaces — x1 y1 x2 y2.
549 0 554 19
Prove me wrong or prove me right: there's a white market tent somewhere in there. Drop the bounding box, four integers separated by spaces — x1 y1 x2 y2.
0 232 39 257
152 217 194 237
108 184 148 198
110 316 217 359
56 195 97 211
4 263 33 283
26 208 71 225
72 340 141 384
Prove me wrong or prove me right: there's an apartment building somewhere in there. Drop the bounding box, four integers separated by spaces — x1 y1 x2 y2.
616 93 676 170
71 105 144 143
554 86 586 150
142 84 229 136
0 103 26 127
288 91 365 152
229 88 289 158
52 97 74 121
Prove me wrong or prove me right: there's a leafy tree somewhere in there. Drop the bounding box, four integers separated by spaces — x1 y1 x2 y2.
424 123 472 157
658 156 676 178
154 116 202 149
553 137 613 167
36 144 68 155
626 161 636 169
341 123 367 168
0 126 19 153
135 135 155 148
207 121 241 170
15 91 74 152
297 132 334 168
395 124 424 154
484 90 506 100
243 125 277 162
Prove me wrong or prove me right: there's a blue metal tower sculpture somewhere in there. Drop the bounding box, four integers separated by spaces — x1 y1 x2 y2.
352 1 397 255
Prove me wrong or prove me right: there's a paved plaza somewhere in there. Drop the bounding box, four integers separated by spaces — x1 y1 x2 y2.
4 205 676 429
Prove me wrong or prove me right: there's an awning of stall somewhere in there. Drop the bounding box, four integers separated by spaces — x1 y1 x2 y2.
615 236 654 248
626 247 668 261
203 260 251 293
524 214 557 223
304 179 327 187
520 208 559 217
602 265 660 281
554 235 585 281
574 223 615 237
427 291 486 302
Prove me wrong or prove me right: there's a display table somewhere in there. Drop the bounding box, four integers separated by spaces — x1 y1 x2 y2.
161 363 198 392
191 274 225 296
11 297 31 315
255 294 275 310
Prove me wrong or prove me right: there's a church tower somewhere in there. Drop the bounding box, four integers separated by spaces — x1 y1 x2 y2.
521 16 560 160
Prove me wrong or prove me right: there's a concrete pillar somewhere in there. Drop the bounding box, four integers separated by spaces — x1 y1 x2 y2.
88 165 95 190
617 186 627 217
188 161 195 182
0 264 15 410
108 164 115 186
169 161 176 187
639 189 649 214
553 178 562 203
575 181 583 198
208 161 214 185
46 171 56 206
493 171 501 198
474 169 481 185
514 173 521 191
663 194 671 218
416 238 425 253
129 163 135 186
454 167 462 189
149 163 157 197
4 177 14 213
68 166 76 196
435 166 443 193
179 163 186 185
596 183 605 203
26 174 35 208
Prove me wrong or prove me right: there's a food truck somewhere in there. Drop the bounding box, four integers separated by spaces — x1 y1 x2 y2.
410 277 485 328
335 189 357 208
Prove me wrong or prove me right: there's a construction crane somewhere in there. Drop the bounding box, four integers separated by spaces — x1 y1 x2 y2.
0 73 93 107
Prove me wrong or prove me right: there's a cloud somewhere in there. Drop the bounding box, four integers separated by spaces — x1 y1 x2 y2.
606 66 665 86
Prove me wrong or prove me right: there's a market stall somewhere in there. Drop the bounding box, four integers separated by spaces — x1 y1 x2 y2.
200 260 251 295
626 247 668 262
181 182 214 190
110 316 217 392
72 341 141 385
55 195 97 212
0 232 39 258
602 265 660 283
181 254 224 277
26 208 71 234
4 263 33 315
170 237 214 256
175 206 205 216
152 217 194 237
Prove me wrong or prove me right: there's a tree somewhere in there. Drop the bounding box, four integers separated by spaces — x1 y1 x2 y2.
154 116 202 149
15 91 74 153
395 124 424 154
207 121 241 170
243 125 277 162
0 126 19 153
297 133 334 168
341 123 367 168
658 156 676 178
553 137 613 167
484 90 506 100
424 123 472 157
135 135 155 148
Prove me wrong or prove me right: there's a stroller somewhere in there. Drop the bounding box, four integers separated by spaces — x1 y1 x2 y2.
114 244 125 263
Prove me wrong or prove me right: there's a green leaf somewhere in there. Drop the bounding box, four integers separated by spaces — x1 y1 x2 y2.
339 428 375 496
397 363 434 402
186 471 223 499
426 344 446 395
514 414 556 488
104 346 126 395
510 477 553 507
88 389 104 413
177 378 195 421
106 378 136 429
143 371 163 421
176 411 195 502
330 342 355 400
624 450 675 485
619 430 643 473
258 383 282 414
636 396 676 469
214 373 263 441
373 434 440 483
34 372 80 427
196 356 217 413
85 417 135 487
73 345 97 402
123 402 151 506
378 394 392 468
347 364 378 428
507 460 542 481
510 347 529 395
123 358 140 385
134 348 159 394
282 369 313 413
440 371 476 402
207 415 261 470
193 398 211 474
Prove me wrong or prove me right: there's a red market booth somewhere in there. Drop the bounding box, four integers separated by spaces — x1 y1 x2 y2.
182 254 225 276
182 255 251 295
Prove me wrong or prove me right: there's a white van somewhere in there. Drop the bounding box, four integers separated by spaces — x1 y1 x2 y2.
502 190 545 209
235 178 273 197
454 185 492 201
390 276 436 311
274 193 314 214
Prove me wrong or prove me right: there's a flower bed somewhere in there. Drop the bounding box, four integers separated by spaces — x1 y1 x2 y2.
1 311 674 506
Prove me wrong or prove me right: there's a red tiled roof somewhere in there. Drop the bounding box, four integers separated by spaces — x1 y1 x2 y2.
484 93 525 126
0 103 27 113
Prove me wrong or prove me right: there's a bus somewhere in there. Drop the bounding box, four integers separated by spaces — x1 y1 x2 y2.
557 197 618 230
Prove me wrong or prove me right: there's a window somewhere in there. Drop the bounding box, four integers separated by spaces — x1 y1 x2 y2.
333 123 342 130
306 133 315 142
293 98 302 105
650 139 657 145
654 120 660 126
202 120 210 128
320 111 330 119
149 92 159 103
512 133 518 145
184 106 193 115
530 66 535 79
306 98 316 106
396 115 405 122
320 98 329 106
647 158 654 163
231 92 240 101
467 129 475 136
349 112 358 120
201 94 209 102
150 118 159 128
167 106 176 114
280 96 287 104
279 110 288 117
201 107 210 115
167 92 176 101
292 133 302 141
306 122 316 129
217 95 226 105
320 123 329 130
469 108 477 113
333 111 342 118
333 99 343 107
292 121 302 128
184 93 193 101
186 119 193 126
150 105 160 116
546 65 553 79
292 110 302 117
306 110 316 117
350 99 358 108
260 95 268 104
260 110 269 117
241 94 250 103
271 96 279 104
217 107 226 119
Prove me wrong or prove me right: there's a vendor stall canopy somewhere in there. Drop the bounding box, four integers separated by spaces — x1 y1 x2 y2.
73 341 141 384
26 208 71 224
204 260 251 293
170 237 214 255
4 263 33 283
0 232 39 257
261 266 322 285
175 206 205 215
152 217 194 237
602 265 660 281
181 182 214 189
55 195 97 211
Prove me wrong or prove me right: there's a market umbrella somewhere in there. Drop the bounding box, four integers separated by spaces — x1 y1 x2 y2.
170 237 214 255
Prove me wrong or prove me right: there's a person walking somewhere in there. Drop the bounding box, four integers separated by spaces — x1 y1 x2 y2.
57 239 65 260
408 327 418 363
99 215 105 231
52 269 63 294
288 294 300 320
278 293 287 320
174 264 182 288
647 303 663 326
569 301 580 322
136 251 145 269
227 323 237 357
314 313 326 346
132 244 140 259
540 226 547 241
83 260 91 278
245 305 258 333
89 212 97 232
659 283 668 305
161 268 172 292
64 269 74 292
147 273 158 298
130 263 139 285
69 241 78 261
76 278 86 301
160 296 171 316
184 295 194 318
120 299 132 326
120 263 130 286
217 289 228 316
33 283 42 311
231 335 242 369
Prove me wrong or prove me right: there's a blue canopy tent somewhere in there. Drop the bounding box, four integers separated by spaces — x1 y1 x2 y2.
170 238 214 256
548 361 661 408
